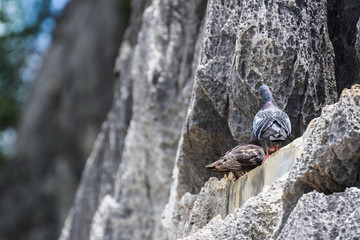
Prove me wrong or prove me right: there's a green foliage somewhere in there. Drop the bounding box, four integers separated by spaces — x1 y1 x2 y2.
123 0 132 8
0 95 18 131
0 0 55 159
0 149 5 168
0 37 25 130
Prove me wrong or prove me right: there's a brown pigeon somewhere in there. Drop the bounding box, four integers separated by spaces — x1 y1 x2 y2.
206 133 265 179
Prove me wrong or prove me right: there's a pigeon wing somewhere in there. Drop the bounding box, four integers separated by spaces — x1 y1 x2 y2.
253 108 291 139
218 145 264 171
271 110 291 135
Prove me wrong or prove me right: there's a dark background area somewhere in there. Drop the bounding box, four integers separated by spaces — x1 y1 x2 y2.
0 0 131 239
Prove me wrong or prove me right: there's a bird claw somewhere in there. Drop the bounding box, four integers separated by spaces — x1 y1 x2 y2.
262 146 270 164
262 144 281 164
269 144 279 152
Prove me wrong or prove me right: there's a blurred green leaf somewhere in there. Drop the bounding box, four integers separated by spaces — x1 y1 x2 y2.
0 0 58 162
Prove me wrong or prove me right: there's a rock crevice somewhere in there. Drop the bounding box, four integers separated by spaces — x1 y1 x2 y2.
59 0 360 239
181 84 360 240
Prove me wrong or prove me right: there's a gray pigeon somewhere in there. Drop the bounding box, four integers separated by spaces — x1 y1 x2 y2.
253 85 291 157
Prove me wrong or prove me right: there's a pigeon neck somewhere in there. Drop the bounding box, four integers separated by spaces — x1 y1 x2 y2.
261 100 276 108
261 92 277 109
248 132 261 146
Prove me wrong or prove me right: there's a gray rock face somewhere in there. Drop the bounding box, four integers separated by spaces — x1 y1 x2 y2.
356 17 360 60
60 0 147 238
181 84 360 240
277 188 360 239
181 176 288 240
183 177 230 236
60 0 360 239
60 0 207 239
163 0 338 238
328 0 360 94
286 85 360 194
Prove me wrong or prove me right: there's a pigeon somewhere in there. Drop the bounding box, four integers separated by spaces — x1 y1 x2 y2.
253 85 291 162
206 133 265 179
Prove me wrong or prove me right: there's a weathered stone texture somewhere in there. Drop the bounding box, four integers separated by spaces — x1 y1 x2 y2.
277 188 360 239
182 84 360 240
356 17 360 60
61 0 207 239
182 176 288 240
183 177 230 236
328 0 360 94
286 84 360 194
59 18 139 239
163 0 338 238
60 0 360 239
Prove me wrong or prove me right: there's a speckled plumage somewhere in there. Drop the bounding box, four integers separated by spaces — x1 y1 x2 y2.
206 133 265 176
253 85 291 141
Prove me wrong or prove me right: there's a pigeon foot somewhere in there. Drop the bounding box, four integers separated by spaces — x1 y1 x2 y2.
262 146 270 164
269 144 279 152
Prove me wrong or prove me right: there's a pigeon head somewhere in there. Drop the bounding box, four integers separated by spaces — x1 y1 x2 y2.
259 85 276 107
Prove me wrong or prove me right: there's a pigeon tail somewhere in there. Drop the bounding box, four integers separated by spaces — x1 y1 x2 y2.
262 121 288 141
205 158 229 172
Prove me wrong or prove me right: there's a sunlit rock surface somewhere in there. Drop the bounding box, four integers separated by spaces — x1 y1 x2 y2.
181 84 360 240
180 120 308 237
59 0 360 239
163 0 340 238
60 1 207 240
277 188 360 239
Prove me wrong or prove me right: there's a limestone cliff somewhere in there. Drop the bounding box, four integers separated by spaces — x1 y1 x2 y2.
180 84 360 239
60 0 360 239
